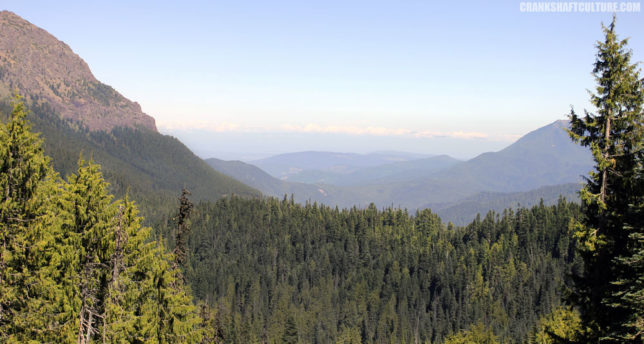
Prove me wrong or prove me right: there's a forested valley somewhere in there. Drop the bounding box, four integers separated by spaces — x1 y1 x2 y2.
1 9 643 344
1 97 583 343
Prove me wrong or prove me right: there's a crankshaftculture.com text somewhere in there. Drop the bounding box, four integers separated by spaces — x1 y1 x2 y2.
520 1 641 12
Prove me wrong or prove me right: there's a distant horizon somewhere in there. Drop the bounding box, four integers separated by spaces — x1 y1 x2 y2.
163 127 516 161
163 117 567 161
3 1 642 158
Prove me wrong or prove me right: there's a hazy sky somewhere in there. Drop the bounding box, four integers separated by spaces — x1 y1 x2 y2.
3 1 643 159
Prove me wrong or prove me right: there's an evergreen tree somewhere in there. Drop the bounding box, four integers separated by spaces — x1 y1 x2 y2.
568 15 644 343
282 315 299 344
141 242 202 343
531 307 581 344
59 159 117 343
0 97 67 342
103 196 154 342
442 323 499 344
174 188 193 271
1 98 204 342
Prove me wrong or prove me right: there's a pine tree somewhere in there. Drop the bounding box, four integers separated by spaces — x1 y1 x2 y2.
531 307 581 344
59 158 117 343
103 196 151 342
140 241 202 343
282 315 299 344
174 188 193 272
568 15 644 343
0 97 67 342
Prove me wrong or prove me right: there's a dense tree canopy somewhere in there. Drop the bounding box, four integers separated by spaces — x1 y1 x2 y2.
154 196 580 343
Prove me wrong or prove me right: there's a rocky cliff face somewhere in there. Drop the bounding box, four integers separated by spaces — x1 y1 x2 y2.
0 10 156 131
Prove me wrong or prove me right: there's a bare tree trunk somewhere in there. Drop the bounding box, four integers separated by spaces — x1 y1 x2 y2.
601 115 611 202
85 310 93 344
77 307 86 344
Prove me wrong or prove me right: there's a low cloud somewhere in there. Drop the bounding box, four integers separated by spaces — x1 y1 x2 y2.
158 120 517 142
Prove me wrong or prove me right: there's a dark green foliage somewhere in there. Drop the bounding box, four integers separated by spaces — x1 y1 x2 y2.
174 188 194 270
567 16 644 343
281 315 298 344
156 196 580 343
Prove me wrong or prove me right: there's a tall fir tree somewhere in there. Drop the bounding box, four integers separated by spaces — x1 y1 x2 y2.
568 15 644 343
282 315 299 344
103 195 153 342
174 188 193 272
0 97 68 342
59 158 117 343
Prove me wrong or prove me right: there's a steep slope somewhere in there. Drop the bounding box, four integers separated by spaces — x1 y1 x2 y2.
0 10 155 131
0 12 260 221
205 158 332 202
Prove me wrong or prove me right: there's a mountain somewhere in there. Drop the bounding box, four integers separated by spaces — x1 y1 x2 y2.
0 11 260 221
432 119 593 192
205 158 332 202
0 10 155 131
251 151 431 179
286 154 461 185
329 120 592 209
428 183 582 225
206 120 592 214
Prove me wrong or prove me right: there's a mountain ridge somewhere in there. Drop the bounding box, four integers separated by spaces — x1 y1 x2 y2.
0 10 156 131
208 119 592 217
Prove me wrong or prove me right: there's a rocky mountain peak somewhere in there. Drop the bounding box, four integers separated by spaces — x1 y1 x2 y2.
0 10 156 131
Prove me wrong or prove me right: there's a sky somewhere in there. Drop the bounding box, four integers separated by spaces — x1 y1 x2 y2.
3 1 643 159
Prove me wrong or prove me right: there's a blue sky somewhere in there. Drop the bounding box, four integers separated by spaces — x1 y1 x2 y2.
3 1 643 159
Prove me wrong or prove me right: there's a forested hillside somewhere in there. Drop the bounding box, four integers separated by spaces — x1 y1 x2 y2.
155 196 580 343
205 157 329 204
0 100 202 342
0 97 260 224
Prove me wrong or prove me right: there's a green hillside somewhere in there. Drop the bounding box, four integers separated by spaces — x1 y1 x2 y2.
205 157 329 203
0 99 260 222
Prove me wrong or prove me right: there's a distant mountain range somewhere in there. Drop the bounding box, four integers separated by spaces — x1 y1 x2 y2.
0 11 259 222
284 154 461 186
251 151 432 180
207 120 593 223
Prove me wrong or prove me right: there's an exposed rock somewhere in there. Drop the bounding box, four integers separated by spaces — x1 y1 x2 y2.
0 10 156 131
